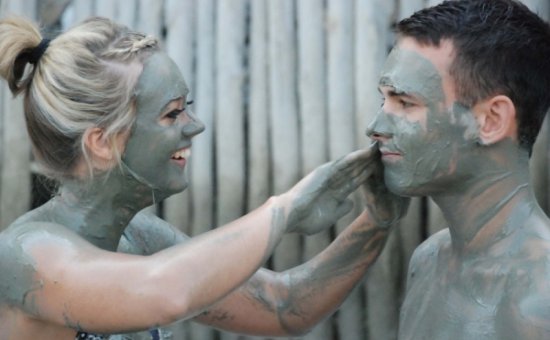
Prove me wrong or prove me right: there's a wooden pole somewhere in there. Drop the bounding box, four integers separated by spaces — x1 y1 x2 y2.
247 0 271 213
215 0 247 226
268 0 302 271
163 0 196 236
297 0 333 339
0 0 34 230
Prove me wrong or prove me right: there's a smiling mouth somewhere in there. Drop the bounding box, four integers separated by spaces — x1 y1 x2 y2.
171 148 191 166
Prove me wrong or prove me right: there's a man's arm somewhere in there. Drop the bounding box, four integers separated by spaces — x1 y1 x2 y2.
191 151 410 336
193 210 390 336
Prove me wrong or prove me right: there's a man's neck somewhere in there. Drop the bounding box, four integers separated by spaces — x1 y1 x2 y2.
52 168 157 251
431 143 535 256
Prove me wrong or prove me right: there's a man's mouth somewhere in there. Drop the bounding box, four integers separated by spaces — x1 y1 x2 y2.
379 148 402 160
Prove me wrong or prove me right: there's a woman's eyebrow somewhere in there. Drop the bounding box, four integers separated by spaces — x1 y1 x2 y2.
159 97 184 115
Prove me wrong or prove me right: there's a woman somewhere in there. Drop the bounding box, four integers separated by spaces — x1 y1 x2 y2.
0 16 408 339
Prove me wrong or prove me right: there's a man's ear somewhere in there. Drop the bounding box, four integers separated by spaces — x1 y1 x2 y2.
82 127 116 167
474 95 517 145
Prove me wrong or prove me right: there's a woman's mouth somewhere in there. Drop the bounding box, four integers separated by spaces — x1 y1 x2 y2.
171 148 191 167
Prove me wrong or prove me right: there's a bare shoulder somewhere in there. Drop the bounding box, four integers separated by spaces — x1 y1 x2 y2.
494 225 550 339
407 228 451 284
0 221 91 307
120 210 189 255
495 252 550 338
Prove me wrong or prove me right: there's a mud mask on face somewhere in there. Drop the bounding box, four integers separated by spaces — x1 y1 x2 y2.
121 52 196 199
372 47 480 196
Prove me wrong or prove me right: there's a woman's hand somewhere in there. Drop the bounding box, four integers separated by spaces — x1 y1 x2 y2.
361 144 410 228
281 146 377 235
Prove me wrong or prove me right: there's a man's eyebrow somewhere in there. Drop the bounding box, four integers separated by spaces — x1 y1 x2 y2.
379 86 413 98
387 88 410 97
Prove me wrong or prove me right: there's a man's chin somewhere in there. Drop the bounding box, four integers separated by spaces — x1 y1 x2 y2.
385 176 422 198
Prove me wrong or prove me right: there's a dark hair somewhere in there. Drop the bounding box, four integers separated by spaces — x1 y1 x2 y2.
397 0 550 153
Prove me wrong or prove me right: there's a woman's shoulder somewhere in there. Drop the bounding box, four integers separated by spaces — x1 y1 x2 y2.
0 219 83 309
119 211 189 255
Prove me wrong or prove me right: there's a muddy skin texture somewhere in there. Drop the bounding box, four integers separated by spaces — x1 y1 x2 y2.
0 51 205 339
122 52 205 200
190 151 408 336
0 82 388 339
286 148 378 235
370 42 550 339
192 212 393 337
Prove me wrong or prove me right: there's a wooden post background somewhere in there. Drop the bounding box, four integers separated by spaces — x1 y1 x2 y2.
1 1 549 339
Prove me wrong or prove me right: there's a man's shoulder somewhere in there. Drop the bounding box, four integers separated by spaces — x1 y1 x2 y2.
496 260 550 338
493 225 550 338
409 228 451 267
405 228 451 287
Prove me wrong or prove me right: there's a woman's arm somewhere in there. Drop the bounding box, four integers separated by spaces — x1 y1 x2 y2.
1 147 374 334
194 150 410 336
195 210 390 336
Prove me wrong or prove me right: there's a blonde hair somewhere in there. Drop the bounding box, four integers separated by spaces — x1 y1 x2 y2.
0 16 159 180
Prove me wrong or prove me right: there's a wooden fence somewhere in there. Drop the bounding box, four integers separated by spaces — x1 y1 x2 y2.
1 0 549 339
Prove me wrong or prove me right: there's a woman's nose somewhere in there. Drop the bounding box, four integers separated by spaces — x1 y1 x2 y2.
366 110 394 141
181 110 205 138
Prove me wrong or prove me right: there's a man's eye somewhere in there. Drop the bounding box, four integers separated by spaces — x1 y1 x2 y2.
400 99 415 108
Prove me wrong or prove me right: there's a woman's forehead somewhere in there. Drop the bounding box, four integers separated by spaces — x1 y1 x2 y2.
134 52 189 115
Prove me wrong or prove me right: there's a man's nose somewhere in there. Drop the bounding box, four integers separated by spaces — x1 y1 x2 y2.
366 110 394 141
181 110 205 138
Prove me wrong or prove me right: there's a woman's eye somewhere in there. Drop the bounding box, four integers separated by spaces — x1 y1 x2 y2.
164 101 193 121
166 109 184 119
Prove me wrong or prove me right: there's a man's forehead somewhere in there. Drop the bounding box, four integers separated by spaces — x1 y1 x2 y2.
379 46 445 103
398 37 455 75
379 38 457 104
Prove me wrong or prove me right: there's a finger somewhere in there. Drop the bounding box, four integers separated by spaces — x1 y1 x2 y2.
330 147 380 186
331 144 379 174
335 166 376 199
329 157 375 189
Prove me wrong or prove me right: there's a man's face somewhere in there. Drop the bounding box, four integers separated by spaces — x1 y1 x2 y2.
122 52 205 198
367 38 480 197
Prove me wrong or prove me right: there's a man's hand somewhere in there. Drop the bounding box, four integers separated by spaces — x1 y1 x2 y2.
362 144 410 228
282 147 377 235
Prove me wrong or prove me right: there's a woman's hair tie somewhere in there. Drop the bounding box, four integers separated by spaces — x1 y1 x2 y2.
28 38 50 64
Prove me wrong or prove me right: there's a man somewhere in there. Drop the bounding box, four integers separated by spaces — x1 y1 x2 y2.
367 0 550 338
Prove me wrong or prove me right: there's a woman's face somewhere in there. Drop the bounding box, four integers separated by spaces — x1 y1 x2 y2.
122 52 204 197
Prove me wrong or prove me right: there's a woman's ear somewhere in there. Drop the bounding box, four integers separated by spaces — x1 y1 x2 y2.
474 95 517 145
82 127 117 169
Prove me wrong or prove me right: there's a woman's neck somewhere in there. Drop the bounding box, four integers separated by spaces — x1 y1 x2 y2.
52 167 157 251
